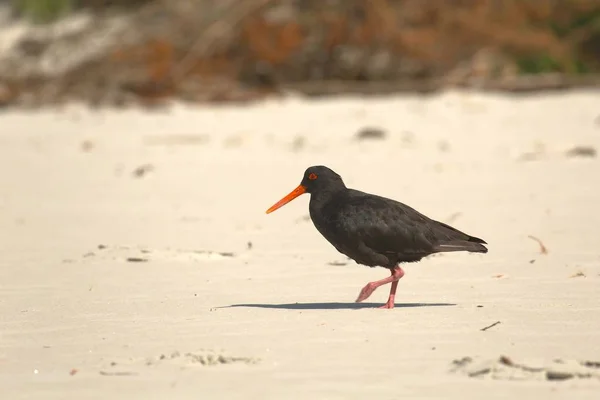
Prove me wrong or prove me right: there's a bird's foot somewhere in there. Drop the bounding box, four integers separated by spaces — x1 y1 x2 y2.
378 296 395 309
355 282 377 303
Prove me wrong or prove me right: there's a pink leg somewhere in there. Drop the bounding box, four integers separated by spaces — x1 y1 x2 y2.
379 279 399 309
355 266 405 309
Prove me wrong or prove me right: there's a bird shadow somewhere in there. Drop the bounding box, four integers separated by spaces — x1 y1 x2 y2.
220 302 456 310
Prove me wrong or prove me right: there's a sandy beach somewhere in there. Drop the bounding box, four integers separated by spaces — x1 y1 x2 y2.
1 90 599 399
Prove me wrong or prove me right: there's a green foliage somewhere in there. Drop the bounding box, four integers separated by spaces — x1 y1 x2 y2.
517 54 562 74
549 8 600 38
517 54 591 75
12 0 76 24
519 7 600 75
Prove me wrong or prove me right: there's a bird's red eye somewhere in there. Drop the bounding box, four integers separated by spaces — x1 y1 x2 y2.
308 173 318 180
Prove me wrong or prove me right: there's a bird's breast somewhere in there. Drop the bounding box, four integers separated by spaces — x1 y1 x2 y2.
309 207 353 250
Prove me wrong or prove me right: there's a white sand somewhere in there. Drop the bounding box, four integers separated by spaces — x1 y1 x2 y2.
0 90 599 399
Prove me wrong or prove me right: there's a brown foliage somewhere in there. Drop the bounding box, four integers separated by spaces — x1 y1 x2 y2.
4 0 600 106
131 0 598 87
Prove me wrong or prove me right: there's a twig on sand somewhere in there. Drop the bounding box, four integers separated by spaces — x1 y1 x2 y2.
445 212 462 224
99 371 137 376
527 235 548 254
480 321 501 331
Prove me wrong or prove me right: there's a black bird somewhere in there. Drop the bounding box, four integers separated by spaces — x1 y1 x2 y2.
266 165 488 309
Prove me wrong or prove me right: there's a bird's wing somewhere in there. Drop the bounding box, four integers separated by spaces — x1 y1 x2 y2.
330 192 436 259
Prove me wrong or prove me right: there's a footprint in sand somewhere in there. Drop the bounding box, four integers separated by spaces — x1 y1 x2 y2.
451 355 600 382
99 350 259 375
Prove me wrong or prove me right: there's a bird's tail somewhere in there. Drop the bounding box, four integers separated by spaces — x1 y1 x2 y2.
434 236 488 254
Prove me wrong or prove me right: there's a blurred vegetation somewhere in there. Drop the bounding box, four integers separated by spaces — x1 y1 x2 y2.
2 0 599 107
516 4 600 74
10 0 153 23
10 0 600 75
11 0 75 23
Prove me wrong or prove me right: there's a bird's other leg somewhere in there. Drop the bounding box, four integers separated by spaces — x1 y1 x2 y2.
379 271 402 309
355 265 405 307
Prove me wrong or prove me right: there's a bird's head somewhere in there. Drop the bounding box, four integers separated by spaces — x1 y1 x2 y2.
266 165 345 214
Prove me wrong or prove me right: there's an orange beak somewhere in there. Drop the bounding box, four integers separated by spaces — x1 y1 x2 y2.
266 184 307 214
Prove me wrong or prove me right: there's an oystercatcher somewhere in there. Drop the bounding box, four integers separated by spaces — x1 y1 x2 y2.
266 166 487 309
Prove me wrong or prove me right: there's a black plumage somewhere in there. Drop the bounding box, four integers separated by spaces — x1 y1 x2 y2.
266 165 488 309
